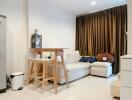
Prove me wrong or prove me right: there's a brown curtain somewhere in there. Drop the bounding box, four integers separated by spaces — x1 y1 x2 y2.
76 5 127 74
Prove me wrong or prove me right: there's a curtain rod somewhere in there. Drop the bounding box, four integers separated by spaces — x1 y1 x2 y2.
77 3 127 17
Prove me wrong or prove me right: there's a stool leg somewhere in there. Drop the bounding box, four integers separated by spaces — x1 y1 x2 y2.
27 60 34 84
53 55 58 94
45 62 48 86
42 61 46 87
45 62 49 85
34 61 38 85
61 55 69 88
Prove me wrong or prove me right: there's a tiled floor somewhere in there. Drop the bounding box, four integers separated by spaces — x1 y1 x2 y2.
0 76 119 100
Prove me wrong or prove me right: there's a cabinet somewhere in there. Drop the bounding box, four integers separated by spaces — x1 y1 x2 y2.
121 55 132 100
0 15 6 93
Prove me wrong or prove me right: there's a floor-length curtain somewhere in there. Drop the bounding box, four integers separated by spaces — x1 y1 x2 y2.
76 5 127 74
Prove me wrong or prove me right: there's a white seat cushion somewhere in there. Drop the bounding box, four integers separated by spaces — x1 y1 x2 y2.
66 62 91 71
91 62 111 68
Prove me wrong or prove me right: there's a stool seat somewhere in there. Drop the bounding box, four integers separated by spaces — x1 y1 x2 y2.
91 62 112 77
27 58 51 61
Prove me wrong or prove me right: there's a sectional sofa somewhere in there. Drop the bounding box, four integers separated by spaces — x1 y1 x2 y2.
54 50 113 84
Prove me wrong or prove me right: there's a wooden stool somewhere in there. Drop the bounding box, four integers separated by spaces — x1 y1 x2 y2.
27 58 52 86
27 48 69 94
27 57 68 93
33 59 49 87
27 58 60 89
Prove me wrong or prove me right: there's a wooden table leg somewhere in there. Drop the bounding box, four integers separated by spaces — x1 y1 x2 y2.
61 55 69 88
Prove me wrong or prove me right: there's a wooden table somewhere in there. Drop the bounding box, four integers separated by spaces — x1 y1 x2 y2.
27 48 68 94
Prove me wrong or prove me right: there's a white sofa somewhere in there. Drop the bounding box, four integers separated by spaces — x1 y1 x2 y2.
47 50 91 84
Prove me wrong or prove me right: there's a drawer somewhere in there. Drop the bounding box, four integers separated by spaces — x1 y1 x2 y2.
121 71 132 87
121 59 132 71
121 87 132 100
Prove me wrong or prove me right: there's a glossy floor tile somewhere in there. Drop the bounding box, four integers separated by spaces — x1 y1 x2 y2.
0 76 119 100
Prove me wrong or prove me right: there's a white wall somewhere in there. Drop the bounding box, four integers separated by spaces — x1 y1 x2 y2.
128 0 132 54
0 0 27 74
0 0 75 74
28 0 76 49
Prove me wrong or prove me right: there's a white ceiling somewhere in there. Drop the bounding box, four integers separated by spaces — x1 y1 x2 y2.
47 0 127 16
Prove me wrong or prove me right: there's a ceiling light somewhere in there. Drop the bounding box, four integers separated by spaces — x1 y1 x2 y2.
91 1 96 5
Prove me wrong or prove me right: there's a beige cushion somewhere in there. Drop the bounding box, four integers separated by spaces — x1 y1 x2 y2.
91 62 111 67
63 50 81 64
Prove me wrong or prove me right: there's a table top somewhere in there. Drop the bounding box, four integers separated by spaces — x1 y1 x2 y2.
30 48 68 52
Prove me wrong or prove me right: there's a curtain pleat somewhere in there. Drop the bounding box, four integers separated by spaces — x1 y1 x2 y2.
76 5 127 74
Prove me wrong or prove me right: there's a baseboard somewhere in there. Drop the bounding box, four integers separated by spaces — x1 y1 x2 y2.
0 88 6 93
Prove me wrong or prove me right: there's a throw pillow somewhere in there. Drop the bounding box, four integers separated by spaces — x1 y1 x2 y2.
87 56 97 63
79 57 88 62
79 56 96 63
